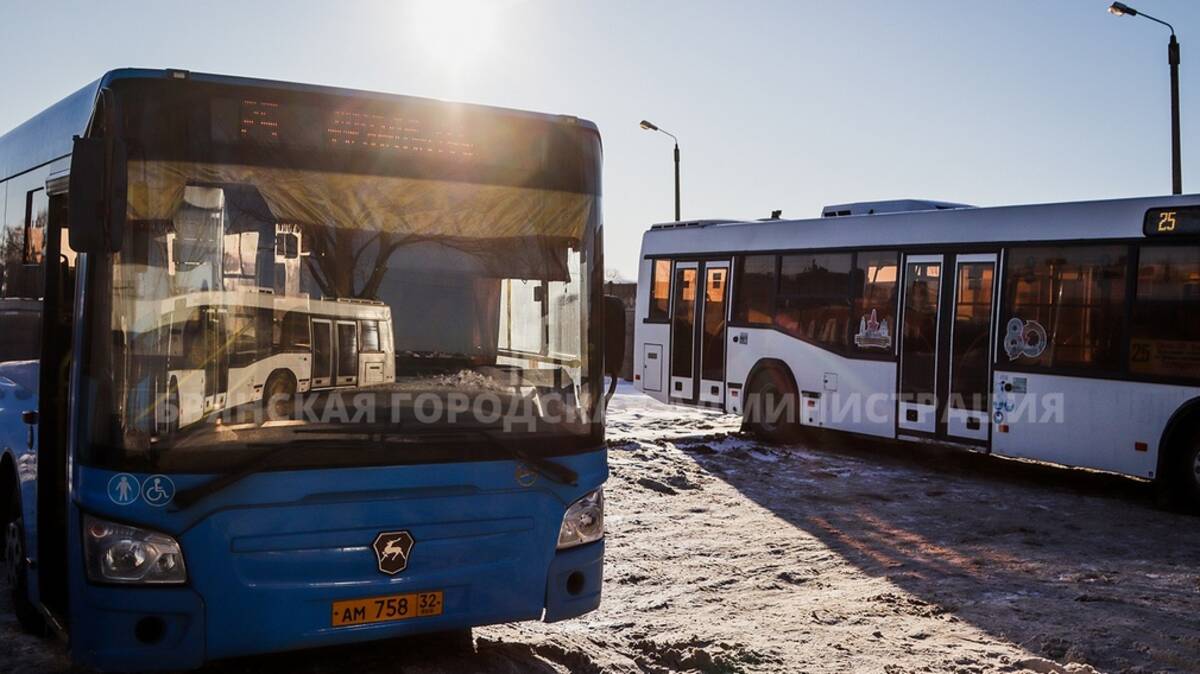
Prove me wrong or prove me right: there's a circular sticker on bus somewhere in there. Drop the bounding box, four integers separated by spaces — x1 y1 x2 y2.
141 475 176 507
107 473 141 505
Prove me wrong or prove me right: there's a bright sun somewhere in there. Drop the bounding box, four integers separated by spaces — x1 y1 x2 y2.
407 0 503 69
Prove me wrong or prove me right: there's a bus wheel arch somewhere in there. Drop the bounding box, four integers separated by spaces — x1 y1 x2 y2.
2 454 45 634
264 370 298 420
0 452 14 548
742 359 800 442
1157 398 1200 509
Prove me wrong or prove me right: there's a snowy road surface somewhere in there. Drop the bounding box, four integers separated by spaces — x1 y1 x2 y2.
4 383 1199 673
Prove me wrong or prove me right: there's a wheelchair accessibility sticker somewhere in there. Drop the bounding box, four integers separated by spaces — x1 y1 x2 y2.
107 473 141 505
141 475 175 507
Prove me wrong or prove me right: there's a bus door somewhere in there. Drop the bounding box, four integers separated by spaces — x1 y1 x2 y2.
668 262 699 402
897 255 944 434
697 261 730 406
944 254 997 443
311 319 333 388
335 320 358 386
202 307 228 413
897 253 998 446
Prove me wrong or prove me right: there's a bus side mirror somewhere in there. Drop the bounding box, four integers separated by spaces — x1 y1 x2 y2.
68 135 126 253
603 295 626 377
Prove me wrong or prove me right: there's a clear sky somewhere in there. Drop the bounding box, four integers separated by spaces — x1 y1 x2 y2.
1 0 1197 279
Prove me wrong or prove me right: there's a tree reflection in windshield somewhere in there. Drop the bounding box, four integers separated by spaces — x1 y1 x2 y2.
104 161 597 459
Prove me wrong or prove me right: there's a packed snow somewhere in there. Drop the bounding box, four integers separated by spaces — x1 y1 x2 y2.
4 382 1199 673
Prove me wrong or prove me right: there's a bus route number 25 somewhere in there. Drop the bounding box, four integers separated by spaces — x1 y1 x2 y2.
1157 211 1177 233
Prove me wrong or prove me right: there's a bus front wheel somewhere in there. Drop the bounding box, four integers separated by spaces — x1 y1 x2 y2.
743 366 800 443
4 490 46 635
264 371 297 421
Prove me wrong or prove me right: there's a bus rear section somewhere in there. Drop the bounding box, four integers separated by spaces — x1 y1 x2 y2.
0 69 610 671
632 198 1200 507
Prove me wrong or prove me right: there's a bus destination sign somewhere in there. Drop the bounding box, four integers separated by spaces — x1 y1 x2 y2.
1144 206 1200 237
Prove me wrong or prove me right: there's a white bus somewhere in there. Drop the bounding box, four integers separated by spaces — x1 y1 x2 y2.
633 195 1200 506
151 291 395 430
124 184 397 431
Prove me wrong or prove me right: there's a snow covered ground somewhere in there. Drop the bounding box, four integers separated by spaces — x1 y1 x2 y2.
4 383 1199 673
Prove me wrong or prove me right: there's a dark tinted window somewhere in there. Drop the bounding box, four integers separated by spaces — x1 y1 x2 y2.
776 253 852 348
671 267 697 378
275 311 311 350
1004 245 1127 370
1130 245 1200 379
732 255 776 326
851 251 898 353
950 261 995 410
648 259 671 321
1 176 45 363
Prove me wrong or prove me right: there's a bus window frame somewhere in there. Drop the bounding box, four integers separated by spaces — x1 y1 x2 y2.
643 258 672 324
649 229 1200 387
720 247 902 363
995 242 1133 380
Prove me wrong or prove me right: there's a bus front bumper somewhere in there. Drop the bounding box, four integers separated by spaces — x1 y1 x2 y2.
72 540 603 671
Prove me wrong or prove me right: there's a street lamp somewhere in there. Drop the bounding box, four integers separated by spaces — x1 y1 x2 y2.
640 120 681 221
1109 2 1183 195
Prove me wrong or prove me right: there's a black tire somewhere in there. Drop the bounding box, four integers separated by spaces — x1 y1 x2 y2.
5 489 47 635
263 371 297 421
743 366 800 443
1165 427 1200 512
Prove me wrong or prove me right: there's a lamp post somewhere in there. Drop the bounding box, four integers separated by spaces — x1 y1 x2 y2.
640 120 681 221
1109 2 1183 195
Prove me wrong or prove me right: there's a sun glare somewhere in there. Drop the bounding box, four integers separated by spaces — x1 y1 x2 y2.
407 0 502 69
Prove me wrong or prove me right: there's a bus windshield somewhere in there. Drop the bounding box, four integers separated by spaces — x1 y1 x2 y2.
82 83 602 473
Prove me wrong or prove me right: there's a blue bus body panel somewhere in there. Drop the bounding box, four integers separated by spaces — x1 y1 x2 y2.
68 450 606 670
0 362 41 606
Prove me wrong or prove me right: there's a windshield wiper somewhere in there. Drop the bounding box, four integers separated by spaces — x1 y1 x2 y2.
297 421 580 486
171 442 306 510
418 426 579 487
170 424 579 510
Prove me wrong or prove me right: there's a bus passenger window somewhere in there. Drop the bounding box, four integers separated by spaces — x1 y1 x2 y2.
276 311 311 351
851 251 898 352
1004 245 1127 370
24 188 47 265
361 320 381 352
1131 245 1200 379
776 253 852 348
648 259 671 321
731 255 776 326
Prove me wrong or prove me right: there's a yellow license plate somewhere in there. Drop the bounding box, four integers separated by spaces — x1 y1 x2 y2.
331 590 444 627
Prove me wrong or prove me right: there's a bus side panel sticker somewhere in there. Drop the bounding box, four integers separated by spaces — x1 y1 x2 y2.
854 309 892 349
1003 318 1047 361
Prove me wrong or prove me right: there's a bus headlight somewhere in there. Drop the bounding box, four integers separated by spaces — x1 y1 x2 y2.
83 515 187 584
556 488 604 549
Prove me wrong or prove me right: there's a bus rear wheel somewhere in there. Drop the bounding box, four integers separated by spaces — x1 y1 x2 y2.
264 371 297 421
743 366 800 443
1173 430 1200 512
4 490 46 635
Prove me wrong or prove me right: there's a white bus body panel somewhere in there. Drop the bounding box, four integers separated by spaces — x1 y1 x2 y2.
226 353 314 409
169 369 207 428
992 371 1200 479
725 327 897 439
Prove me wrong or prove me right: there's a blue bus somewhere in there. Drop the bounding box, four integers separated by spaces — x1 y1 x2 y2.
0 69 621 670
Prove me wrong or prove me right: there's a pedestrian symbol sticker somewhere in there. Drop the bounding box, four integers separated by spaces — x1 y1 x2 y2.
142 475 175 507
108 473 140 505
